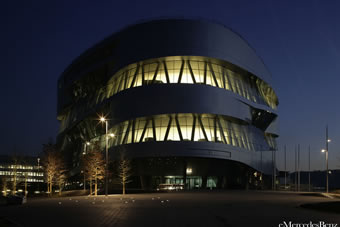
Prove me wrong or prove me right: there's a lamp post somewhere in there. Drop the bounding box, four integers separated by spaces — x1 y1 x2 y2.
82 141 90 192
274 149 276 191
37 158 40 192
294 146 297 191
298 144 300 192
284 145 286 190
308 145 311 192
100 116 109 196
260 150 263 189
321 125 331 193
80 170 85 191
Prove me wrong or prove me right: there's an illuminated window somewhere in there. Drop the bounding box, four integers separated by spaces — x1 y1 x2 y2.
59 57 278 134
87 113 273 152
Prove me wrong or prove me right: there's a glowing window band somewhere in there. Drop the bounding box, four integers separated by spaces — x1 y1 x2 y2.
87 113 276 152
59 57 278 133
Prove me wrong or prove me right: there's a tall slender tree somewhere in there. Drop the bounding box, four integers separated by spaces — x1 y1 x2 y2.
10 155 20 195
82 143 105 196
42 142 66 196
24 172 28 198
55 153 67 196
0 177 8 196
117 152 132 195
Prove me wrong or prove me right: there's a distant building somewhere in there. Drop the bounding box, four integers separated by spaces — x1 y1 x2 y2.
0 155 44 194
57 19 279 189
277 170 340 191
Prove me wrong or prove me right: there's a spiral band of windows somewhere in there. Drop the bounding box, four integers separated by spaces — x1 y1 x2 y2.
87 113 276 152
60 57 278 133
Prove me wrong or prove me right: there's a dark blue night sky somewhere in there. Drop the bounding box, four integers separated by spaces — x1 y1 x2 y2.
2 0 340 171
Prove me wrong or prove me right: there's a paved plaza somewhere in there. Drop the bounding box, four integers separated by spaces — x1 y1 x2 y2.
1 191 340 227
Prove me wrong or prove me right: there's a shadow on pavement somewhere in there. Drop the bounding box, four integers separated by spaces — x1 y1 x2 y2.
300 201 340 214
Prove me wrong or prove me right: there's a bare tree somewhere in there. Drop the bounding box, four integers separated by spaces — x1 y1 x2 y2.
43 144 57 195
24 172 28 198
10 155 20 195
55 154 67 196
42 143 66 196
20 157 30 197
82 143 105 196
117 152 132 195
0 177 8 196
82 153 93 195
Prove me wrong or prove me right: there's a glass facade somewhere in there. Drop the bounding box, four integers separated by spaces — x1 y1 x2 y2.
264 134 277 150
154 176 217 189
88 113 274 152
59 57 278 133
104 58 277 108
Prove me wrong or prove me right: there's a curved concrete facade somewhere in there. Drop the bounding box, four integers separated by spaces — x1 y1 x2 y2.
57 19 278 189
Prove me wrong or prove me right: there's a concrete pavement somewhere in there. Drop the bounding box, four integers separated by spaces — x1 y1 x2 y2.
1 191 339 227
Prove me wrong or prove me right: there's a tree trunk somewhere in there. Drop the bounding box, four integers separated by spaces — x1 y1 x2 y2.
48 180 50 196
3 180 7 196
13 176 16 195
90 177 92 195
59 182 62 196
25 176 28 198
95 169 98 196
123 181 125 195
50 178 53 196
4 185 7 196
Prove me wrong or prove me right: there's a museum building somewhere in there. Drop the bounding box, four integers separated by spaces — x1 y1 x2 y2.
57 19 279 189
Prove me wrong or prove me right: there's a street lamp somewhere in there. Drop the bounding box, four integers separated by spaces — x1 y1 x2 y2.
321 149 328 193
83 141 90 155
37 158 40 192
100 116 109 196
321 125 331 193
